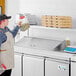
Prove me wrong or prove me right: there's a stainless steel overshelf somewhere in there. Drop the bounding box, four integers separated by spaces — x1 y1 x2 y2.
15 36 65 51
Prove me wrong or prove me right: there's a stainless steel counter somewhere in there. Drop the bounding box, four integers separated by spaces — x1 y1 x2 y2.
14 37 76 61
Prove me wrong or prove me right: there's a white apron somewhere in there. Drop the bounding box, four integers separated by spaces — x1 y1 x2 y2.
0 31 14 74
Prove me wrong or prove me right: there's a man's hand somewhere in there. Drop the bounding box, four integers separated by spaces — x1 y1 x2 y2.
17 21 22 27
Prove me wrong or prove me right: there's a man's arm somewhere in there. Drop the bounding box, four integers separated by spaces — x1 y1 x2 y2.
0 32 7 46
8 26 19 38
8 22 22 38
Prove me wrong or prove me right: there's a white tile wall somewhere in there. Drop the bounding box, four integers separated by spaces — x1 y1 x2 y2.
20 0 76 28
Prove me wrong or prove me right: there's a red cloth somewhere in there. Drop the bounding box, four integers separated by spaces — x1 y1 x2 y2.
19 16 25 19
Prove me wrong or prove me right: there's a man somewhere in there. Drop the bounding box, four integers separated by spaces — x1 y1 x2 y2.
0 14 22 76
